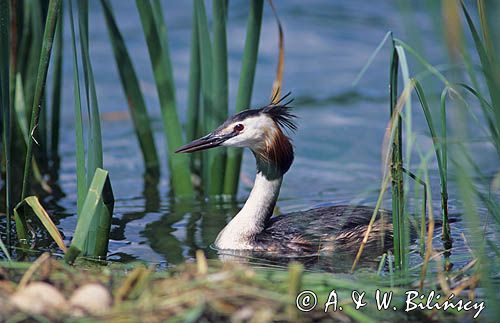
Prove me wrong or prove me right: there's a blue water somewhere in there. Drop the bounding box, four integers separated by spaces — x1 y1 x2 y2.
32 0 498 269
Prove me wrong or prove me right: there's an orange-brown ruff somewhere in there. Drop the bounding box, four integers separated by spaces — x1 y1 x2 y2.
176 94 394 255
254 125 294 174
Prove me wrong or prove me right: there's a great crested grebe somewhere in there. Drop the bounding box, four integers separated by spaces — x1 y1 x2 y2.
176 94 393 255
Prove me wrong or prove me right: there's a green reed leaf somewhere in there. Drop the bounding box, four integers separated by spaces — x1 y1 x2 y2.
194 0 215 194
208 0 229 195
68 0 86 214
65 168 114 264
77 0 103 189
49 4 63 176
223 0 264 195
101 0 160 178
20 0 61 201
186 3 201 143
14 196 67 253
0 0 12 247
136 0 193 197
461 1 500 145
77 0 109 256
389 42 406 272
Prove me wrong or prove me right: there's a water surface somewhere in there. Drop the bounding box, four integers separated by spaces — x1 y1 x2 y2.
28 0 499 271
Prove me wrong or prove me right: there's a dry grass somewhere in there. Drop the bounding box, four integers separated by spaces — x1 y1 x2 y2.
0 251 484 322
0 253 350 322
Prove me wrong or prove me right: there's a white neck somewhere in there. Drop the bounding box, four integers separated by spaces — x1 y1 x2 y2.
215 170 282 250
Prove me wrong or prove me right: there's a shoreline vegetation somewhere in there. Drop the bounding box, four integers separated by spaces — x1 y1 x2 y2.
1 0 499 321
0 252 484 322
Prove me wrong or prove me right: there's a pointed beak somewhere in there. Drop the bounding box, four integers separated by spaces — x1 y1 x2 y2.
175 131 236 153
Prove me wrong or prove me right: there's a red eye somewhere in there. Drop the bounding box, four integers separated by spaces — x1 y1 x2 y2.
234 124 244 132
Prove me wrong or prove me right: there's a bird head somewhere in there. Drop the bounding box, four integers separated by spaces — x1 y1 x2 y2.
176 93 297 174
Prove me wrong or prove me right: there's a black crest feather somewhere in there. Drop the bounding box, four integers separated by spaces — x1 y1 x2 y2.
221 92 297 133
261 92 297 132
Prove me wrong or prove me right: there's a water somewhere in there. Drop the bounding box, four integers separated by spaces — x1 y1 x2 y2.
10 0 500 271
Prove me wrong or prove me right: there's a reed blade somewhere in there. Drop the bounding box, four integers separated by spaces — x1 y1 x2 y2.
23 1 43 115
13 75 52 201
77 0 103 188
77 0 108 256
20 0 61 201
76 0 90 118
136 0 194 197
394 45 413 172
15 1 31 86
186 3 201 143
93 170 114 258
31 1 49 173
65 168 114 264
13 196 67 253
208 0 229 195
194 0 215 195
223 0 263 195
68 0 86 215
389 43 406 271
186 2 202 179
11 75 50 247
461 2 500 129
12 202 29 250
0 0 12 247
49 4 63 178
352 31 392 86
438 88 451 249
414 82 451 247
101 0 160 178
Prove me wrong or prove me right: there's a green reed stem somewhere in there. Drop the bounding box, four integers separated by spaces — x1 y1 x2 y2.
31 1 49 173
20 0 61 200
186 3 202 180
194 0 214 195
414 81 451 251
136 0 194 197
68 0 86 215
65 168 114 263
403 167 427 257
208 0 228 196
49 4 63 176
439 88 451 249
223 0 264 195
77 0 103 189
389 43 406 271
77 0 110 256
394 45 413 183
377 253 387 275
0 0 11 247
8 0 17 106
186 3 201 143
462 2 500 130
23 1 43 122
76 0 90 119
101 0 160 179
